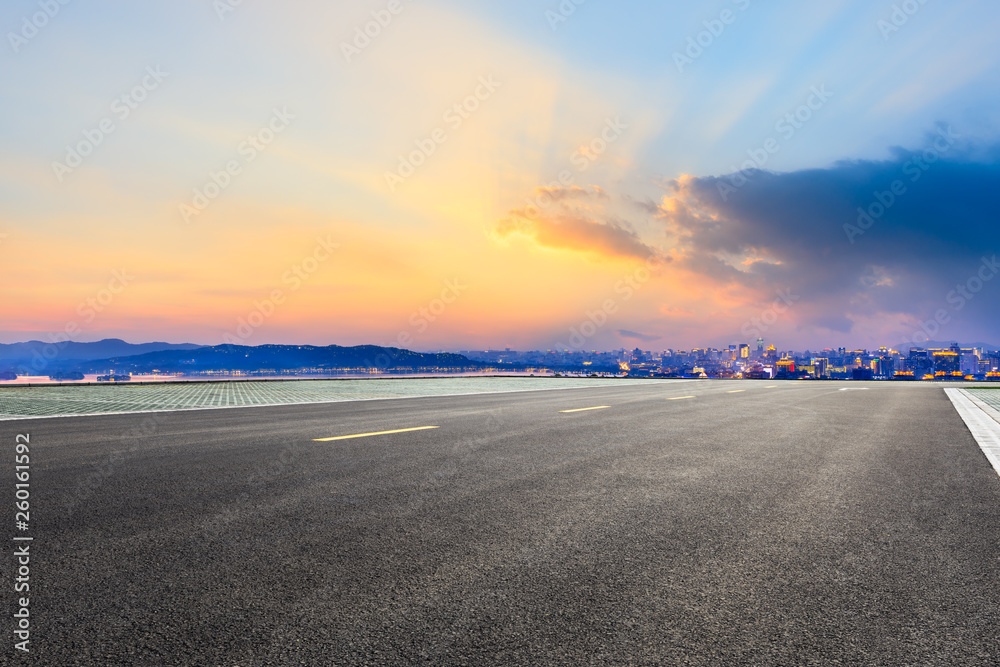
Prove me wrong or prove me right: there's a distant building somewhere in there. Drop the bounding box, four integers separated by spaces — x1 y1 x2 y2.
96 373 132 382
932 351 960 374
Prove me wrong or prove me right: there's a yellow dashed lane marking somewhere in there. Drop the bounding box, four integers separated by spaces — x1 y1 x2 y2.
727 390 746 394
667 396 696 401
314 426 439 442
559 406 611 413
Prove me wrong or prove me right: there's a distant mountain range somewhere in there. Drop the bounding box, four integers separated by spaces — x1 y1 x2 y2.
0 338 203 367
75 344 488 374
2 337 993 378
901 340 999 351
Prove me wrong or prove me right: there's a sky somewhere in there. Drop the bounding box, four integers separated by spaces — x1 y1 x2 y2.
2 0 999 352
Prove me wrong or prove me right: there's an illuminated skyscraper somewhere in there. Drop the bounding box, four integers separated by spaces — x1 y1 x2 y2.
933 351 960 374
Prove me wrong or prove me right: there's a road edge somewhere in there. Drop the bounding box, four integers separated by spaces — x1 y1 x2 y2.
946 388 1000 478
0 379 691 423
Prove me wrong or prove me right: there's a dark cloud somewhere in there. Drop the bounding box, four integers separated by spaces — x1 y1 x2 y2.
658 134 1000 343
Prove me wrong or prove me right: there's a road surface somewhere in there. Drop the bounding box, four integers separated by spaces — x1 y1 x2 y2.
6 380 1000 664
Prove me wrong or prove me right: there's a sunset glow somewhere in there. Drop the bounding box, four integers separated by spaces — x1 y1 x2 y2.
3 1 999 350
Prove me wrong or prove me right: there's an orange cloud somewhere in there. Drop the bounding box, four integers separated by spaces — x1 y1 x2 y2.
495 213 661 261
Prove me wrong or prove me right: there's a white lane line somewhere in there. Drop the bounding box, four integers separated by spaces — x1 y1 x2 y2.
667 396 696 401
559 406 611 413
946 389 1000 478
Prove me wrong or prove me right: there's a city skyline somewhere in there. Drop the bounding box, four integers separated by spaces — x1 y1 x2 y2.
3 1 999 351
3 337 997 383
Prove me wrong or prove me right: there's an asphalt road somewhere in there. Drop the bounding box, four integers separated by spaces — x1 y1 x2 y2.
6 380 1000 665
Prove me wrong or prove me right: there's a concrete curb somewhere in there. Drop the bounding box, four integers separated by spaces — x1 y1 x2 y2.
946 388 1000 478
960 389 1000 425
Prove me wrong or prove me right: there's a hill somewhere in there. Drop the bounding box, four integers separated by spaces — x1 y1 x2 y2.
0 338 203 362
901 340 998 351
77 344 489 374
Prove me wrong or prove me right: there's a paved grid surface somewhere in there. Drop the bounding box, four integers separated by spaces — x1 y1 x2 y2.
0 377 661 420
968 388 1000 413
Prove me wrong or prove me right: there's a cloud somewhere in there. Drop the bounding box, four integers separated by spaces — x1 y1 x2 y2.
655 132 1000 344
617 329 662 343
534 185 609 201
495 213 660 260
495 184 666 261
622 194 662 215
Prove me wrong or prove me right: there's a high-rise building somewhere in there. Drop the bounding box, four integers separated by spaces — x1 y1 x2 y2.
907 349 933 377
933 351 960 374
874 356 895 378
958 352 978 375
